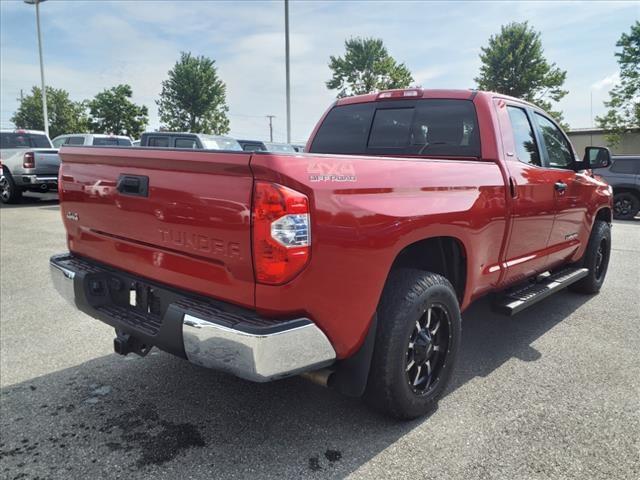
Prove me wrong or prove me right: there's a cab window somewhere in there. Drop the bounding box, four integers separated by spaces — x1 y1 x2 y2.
507 106 541 167
534 114 573 169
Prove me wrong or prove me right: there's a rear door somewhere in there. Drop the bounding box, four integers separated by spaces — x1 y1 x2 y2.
58 147 255 307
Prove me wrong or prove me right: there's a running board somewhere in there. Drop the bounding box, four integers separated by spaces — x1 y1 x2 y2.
493 267 589 316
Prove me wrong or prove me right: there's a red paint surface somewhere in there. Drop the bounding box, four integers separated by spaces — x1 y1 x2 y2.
58 90 612 359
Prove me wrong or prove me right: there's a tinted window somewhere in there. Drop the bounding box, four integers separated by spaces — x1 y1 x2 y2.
610 158 639 174
52 137 66 148
368 108 413 148
67 137 85 145
311 103 374 154
148 136 170 148
175 138 198 149
535 114 573 168
241 143 266 152
118 138 132 146
507 106 541 166
310 99 480 157
0 132 51 148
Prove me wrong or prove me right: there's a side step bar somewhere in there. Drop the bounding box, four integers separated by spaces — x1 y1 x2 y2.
493 267 589 316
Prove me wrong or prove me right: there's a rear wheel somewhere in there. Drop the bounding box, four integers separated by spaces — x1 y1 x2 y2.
0 168 22 204
613 192 639 220
364 269 461 419
570 220 611 294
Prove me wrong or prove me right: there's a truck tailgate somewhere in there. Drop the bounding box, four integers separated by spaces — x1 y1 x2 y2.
58 147 255 308
33 150 60 174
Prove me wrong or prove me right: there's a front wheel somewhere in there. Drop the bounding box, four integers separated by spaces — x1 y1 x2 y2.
364 269 461 419
570 220 611 294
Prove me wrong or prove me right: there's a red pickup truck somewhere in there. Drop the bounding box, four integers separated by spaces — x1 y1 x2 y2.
50 89 613 419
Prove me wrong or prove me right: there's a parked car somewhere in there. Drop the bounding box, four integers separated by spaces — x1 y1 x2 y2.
139 132 242 151
596 155 640 220
238 139 266 152
52 133 132 147
0 129 60 203
50 89 612 419
238 140 299 153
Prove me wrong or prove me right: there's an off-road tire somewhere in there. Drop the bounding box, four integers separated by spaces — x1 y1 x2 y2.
364 269 461 419
569 220 611 294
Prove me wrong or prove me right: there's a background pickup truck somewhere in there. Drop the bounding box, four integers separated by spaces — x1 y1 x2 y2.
1 129 60 203
50 89 613 419
597 155 640 220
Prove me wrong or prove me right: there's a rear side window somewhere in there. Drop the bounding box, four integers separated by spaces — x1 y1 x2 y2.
67 136 85 145
0 132 51 148
310 99 480 157
175 138 198 149
148 136 170 148
507 106 541 166
610 158 639 174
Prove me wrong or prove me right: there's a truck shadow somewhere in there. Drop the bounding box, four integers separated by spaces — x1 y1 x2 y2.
0 291 592 479
0 192 58 209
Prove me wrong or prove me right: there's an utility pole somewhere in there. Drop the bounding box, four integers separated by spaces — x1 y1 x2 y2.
266 115 275 142
284 0 291 143
24 0 49 138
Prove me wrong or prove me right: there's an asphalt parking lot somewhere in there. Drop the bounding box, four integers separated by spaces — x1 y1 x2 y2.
1 193 639 480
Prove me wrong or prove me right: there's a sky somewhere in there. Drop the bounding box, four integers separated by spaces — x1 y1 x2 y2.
1 0 638 142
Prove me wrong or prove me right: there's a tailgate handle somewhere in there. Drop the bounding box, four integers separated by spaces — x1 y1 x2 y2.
117 175 149 197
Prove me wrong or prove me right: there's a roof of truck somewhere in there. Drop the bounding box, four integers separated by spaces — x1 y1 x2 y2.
335 88 536 109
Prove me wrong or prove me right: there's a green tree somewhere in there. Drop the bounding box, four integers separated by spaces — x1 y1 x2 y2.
87 84 148 138
11 86 88 139
157 52 230 134
596 21 640 146
475 22 568 127
327 37 413 98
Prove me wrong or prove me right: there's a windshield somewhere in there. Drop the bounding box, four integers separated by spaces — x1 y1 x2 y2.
1 132 52 149
310 99 480 157
200 136 243 151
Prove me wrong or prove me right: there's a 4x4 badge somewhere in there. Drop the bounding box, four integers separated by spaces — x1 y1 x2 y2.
66 211 79 221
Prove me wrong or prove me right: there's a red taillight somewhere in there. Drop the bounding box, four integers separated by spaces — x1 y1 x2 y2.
252 181 311 285
23 152 35 169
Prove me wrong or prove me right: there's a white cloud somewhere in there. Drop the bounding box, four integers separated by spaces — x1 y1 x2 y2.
591 72 619 91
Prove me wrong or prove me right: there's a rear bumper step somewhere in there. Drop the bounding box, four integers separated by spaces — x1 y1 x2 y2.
493 267 589 315
50 253 335 381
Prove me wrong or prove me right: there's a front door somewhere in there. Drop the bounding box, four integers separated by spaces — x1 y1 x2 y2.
532 113 591 268
498 102 557 285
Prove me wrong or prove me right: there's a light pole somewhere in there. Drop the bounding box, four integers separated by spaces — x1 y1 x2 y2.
284 0 291 143
24 0 49 138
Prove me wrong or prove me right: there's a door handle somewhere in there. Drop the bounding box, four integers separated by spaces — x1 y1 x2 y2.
554 181 567 192
117 174 149 197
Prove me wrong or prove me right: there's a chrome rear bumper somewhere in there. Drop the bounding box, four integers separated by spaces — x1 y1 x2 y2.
49 253 335 382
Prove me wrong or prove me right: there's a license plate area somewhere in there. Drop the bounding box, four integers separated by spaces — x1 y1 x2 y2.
83 272 164 320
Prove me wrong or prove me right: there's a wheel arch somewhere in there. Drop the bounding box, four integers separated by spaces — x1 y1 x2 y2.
386 236 468 303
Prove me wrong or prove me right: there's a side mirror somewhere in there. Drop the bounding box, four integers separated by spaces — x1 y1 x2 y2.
584 146 611 169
